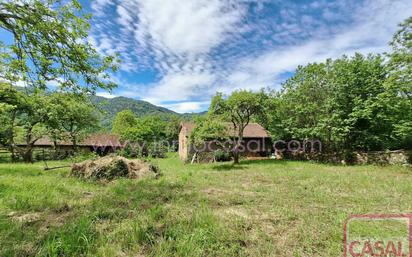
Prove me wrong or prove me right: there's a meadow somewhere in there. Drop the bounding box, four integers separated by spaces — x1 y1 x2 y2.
0 155 411 257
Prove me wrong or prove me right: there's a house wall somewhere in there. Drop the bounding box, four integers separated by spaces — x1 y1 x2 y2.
178 128 188 161
188 138 271 155
183 137 272 163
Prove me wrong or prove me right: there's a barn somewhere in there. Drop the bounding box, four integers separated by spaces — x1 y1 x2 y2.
16 133 123 157
178 122 272 162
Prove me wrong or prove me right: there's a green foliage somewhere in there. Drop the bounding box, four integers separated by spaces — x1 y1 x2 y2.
213 149 231 162
190 116 228 146
256 17 412 157
264 54 393 153
122 116 167 142
0 83 100 162
384 17 412 148
112 110 137 135
189 116 230 163
0 83 23 148
0 0 118 93
209 90 265 163
92 95 181 129
48 93 100 147
210 91 265 125
114 114 176 158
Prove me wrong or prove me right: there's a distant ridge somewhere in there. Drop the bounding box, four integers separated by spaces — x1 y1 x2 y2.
12 86 205 128
90 95 206 129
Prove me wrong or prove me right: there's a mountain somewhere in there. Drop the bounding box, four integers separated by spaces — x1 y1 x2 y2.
90 95 205 129
13 86 205 128
91 95 177 117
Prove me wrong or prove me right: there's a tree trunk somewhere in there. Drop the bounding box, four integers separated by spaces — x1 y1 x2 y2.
9 111 17 162
22 147 33 163
23 126 34 163
232 124 246 164
71 135 77 152
233 150 240 164
233 135 243 164
10 145 15 162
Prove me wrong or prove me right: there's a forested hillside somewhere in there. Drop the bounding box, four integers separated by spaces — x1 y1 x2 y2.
91 95 205 129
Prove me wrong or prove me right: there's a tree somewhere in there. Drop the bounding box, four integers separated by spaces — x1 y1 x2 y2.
209 90 265 164
0 0 118 93
383 17 412 148
0 84 100 162
264 53 396 160
269 62 332 143
49 93 99 149
0 82 25 160
261 18 412 156
164 115 182 145
328 54 389 152
15 92 50 163
112 110 137 135
112 113 171 157
0 83 49 163
189 116 228 163
120 116 168 157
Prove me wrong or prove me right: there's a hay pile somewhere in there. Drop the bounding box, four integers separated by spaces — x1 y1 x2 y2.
71 156 160 180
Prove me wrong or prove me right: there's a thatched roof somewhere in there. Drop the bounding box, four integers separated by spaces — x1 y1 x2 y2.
180 122 270 138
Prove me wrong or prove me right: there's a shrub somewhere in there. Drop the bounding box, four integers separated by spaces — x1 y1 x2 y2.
214 150 231 162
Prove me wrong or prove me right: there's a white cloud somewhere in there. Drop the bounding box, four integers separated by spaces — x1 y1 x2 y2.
90 0 411 109
91 0 114 16
143 72 215 104
223 0 412 91
160 101 209 113
96 92 117 99
14 80 28 88
133 0 244 56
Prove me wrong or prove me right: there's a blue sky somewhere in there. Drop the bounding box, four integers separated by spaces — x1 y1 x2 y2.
43 1 412 112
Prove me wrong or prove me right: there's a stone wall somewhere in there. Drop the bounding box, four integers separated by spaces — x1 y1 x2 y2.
354 150 411 165
281 150 411 166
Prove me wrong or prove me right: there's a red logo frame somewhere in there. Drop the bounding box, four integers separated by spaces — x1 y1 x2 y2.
344 214 412 257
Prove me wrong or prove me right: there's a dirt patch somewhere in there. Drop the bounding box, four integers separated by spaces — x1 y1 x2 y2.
38 211 73 234
202 187 233 197
221 207 251 219
70 156 160 180
10 212 41 223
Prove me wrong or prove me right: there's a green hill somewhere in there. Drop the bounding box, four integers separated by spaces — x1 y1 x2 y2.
90 95 205 129
13 86 205 129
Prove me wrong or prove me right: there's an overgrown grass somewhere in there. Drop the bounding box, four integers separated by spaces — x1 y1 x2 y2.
0 154 411 256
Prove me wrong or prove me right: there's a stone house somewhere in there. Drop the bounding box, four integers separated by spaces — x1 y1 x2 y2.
178 122 272 162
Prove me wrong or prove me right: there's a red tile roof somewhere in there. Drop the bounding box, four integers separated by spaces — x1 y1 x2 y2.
180 122 270 138
18 133 123 147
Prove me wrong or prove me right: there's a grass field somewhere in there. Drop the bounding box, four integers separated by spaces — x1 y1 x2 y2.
0 154 411 257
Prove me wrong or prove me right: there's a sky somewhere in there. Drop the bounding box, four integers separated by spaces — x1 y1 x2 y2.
64 1 412 112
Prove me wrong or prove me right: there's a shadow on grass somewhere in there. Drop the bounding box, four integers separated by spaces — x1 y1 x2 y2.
211 159 291 171
211 163 248 171
240 159 291 166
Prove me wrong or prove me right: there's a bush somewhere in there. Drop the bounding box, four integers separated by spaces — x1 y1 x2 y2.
148 143 167 158
117 142 167 159
117 145 138 158
214 150 231 162
69 151 99 163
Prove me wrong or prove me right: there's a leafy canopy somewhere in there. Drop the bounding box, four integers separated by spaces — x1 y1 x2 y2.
0 0 118 93
209 90 265 163
112 110 137 135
